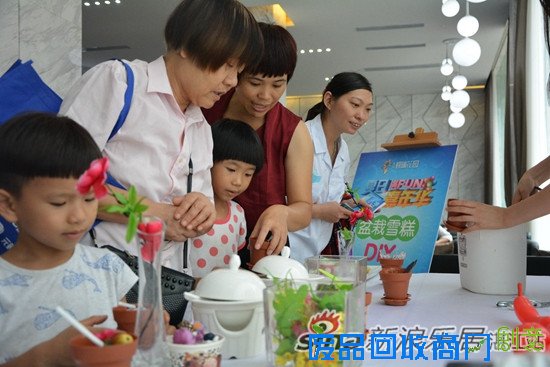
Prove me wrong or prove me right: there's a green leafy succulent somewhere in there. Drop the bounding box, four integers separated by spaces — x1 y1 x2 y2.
104 186 148 243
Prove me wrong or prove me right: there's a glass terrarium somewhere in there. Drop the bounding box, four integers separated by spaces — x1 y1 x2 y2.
305 255 369 285
263 279 365 367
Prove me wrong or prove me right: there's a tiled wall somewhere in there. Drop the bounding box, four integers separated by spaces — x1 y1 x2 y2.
0 0 81 98
287 91 486 203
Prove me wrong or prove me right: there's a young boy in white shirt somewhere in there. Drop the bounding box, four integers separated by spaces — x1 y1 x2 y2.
0 113 137 366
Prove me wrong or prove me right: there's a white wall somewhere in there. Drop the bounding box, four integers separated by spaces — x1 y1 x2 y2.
0 0 81 98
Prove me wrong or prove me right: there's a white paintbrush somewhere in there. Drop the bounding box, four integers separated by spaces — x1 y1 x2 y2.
55 306 104 347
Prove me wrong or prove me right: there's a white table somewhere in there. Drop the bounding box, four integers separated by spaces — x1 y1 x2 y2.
224 274 550 367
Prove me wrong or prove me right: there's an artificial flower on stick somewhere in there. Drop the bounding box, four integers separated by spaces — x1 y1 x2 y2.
76 157 148 243
339 183 374 241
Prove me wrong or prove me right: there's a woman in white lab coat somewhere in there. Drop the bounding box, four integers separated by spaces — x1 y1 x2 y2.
289 72 373 263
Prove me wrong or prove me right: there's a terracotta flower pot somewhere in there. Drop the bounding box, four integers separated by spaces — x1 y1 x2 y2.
70 332 137 367
365 291 373 327
112 306 137 334
379 257 404 269
379 268 412 305
446 198 467 232
365 291 373 306
248 238 270 268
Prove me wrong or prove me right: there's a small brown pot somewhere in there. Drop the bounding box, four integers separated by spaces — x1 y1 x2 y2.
70 332 137 367
365 291 373 306
365 291 373 327
379 258 404 269
380 268 412 303
446 198 467 232
248 238 270 268
112 306 137 334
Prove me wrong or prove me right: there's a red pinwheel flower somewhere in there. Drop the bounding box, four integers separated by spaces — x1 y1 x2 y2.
77 157 149 243
76 157 109 199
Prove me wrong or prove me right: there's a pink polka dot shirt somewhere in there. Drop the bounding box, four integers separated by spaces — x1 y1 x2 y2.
189 201 247 277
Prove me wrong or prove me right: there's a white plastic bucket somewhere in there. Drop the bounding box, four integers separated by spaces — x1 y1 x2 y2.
458 224 526 295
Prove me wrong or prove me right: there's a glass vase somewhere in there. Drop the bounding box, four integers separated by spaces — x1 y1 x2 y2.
132 215 170 366
336 230 356 258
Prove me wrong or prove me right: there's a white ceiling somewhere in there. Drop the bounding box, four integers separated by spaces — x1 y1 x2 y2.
83 0 510 97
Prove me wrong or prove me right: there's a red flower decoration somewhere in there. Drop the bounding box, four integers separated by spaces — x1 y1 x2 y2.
138 220 163 263
76 157 109 199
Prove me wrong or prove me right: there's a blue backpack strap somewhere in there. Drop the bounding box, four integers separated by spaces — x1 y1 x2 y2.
108 59 134 141
91 60 133 230
105 59 134 190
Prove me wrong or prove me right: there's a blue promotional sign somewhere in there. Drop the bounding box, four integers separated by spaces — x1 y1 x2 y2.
350 145 458 273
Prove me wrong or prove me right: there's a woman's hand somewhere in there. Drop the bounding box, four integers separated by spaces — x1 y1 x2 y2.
250 205 289 255
145 193 215 242
172 192 216 235
146 202 192 242
315 201 352 223
446 199 509 233
513 171 539 204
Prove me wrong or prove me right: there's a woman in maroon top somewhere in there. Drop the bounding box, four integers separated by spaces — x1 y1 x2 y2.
203 23 313 260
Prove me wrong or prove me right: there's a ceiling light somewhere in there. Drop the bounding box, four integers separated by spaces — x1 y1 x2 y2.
326 48 331 52
115 0 121 3
94 1 100 5
104 0 110 3
453 37 481 66
457 2 479 37
450 104 463 113
449 112 465 128
84 1 90 5
300 50 305 54
467 0 486 2
441 58 453 76
442 0 460 17
317 48 322 53
457 15 479 37
450 90 470 109
440 39 455 76
308 49 313 53
452 74 468 90
325 77 330 81
441 85 452 101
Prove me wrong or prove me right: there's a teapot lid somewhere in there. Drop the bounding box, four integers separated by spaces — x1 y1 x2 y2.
252 247 309 279
194 255 265 301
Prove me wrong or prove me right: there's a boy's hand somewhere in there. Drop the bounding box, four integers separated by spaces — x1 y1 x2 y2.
164 310 176 335
38 315 108 367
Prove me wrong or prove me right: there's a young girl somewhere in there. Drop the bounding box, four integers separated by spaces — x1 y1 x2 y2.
189 119 264 277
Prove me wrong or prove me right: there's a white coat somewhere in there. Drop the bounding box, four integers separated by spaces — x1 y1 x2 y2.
289 114 350 263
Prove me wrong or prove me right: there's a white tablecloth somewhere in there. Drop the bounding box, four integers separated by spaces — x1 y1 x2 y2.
224 273 550 367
